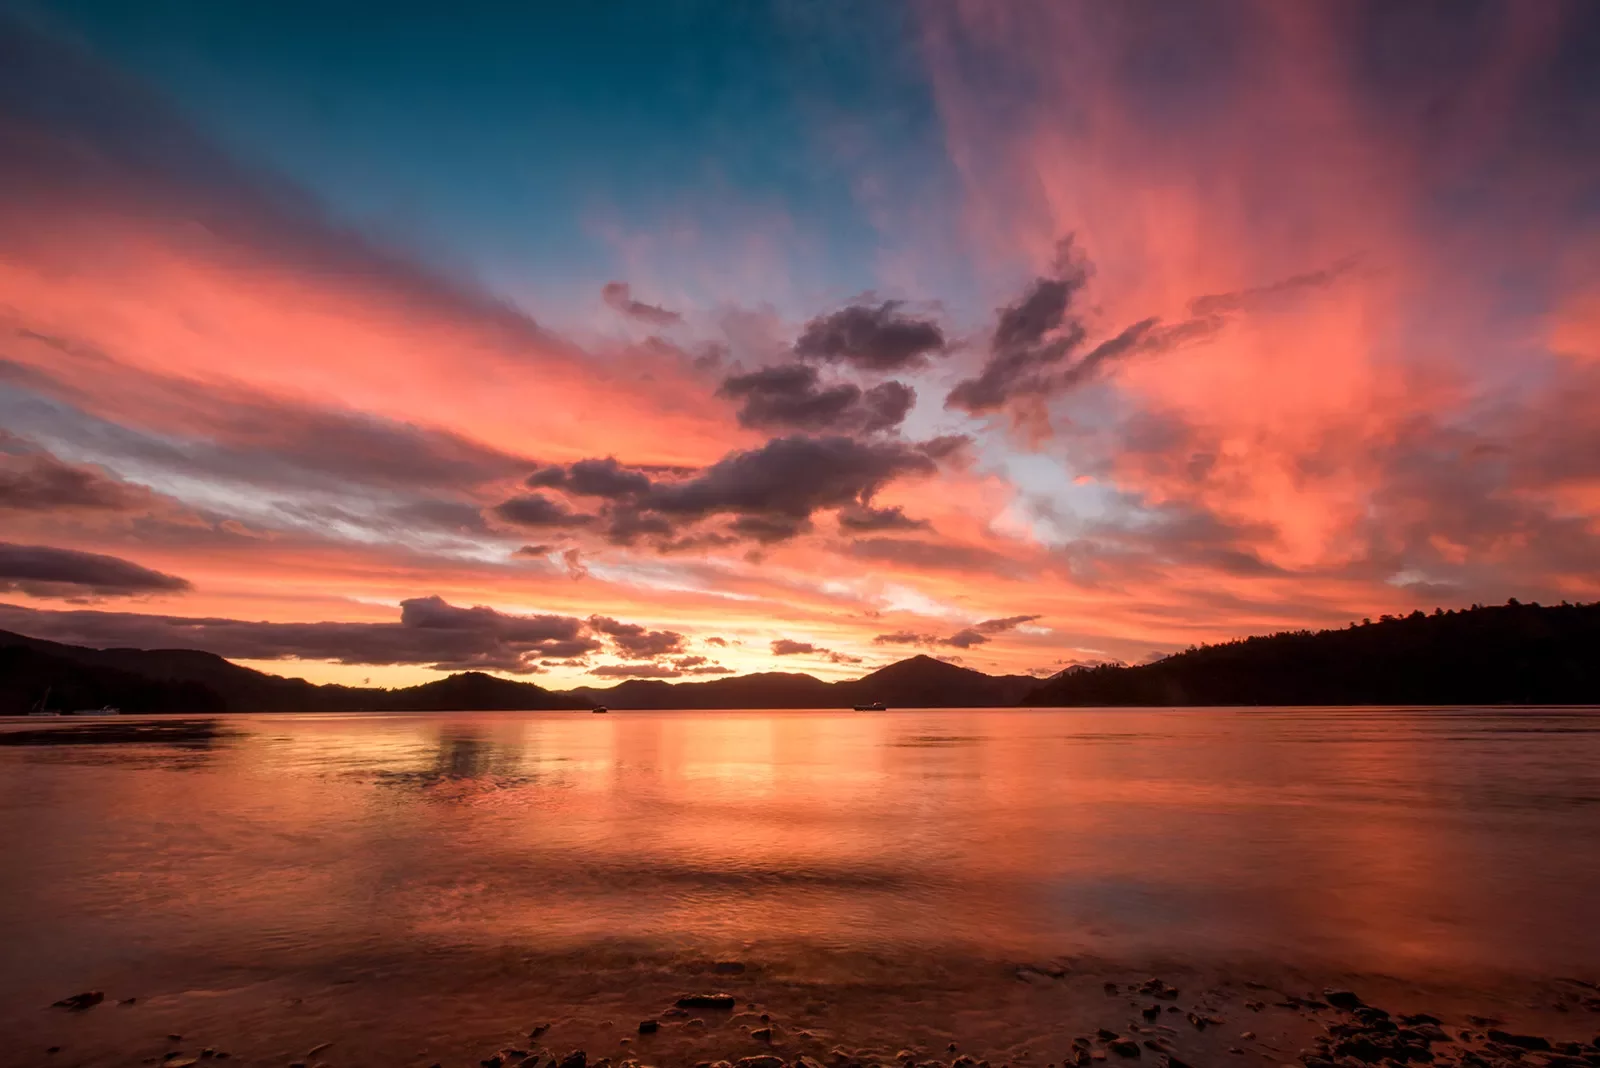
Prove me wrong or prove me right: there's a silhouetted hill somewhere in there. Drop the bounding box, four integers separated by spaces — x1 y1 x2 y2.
0 630 585 713
0 644 227 715
834 654 1039 708
1024 600 1600 706
572 671 836 709
387 672 588 711
569 658 1035 709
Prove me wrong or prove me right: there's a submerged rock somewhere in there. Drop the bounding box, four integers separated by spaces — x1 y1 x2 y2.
1323 990 1365 1011
1106 1039 1140 1058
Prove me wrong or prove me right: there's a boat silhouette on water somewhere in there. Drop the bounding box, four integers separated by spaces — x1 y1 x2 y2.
852 702 887 712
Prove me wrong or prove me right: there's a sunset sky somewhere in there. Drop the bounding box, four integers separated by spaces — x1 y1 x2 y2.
2 2 1597 688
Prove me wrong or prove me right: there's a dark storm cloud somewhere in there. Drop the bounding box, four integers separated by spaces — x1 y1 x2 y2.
0 541 191 598
728 514 812 543
0 595 600 674
527 457 656 499
945 237 1092 412
0 439 152 513
871 613 1041 650
588 615 687 658
491 493 597 529
588 663 684 678
765 638 861 665
946 238 1347 415
3 344 535 501
872 631 932 645
974 613 1042 633
718 363 915 434
793 301 946 372
942 628 988 649
601 282 683 327
836 503 929 533
646 435 938 521
1187 257 1358 317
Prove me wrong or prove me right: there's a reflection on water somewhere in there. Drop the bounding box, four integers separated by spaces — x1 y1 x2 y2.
1 706 1598 1010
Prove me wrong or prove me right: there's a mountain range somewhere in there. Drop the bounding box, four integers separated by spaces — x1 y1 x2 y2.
3 599 1597 713
0 628 1036 714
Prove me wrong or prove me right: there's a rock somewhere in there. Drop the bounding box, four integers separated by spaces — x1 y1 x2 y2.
1324 991 1365 1011
1487 1032 1550 1052
52 991 105 1011
1098 1030 1121 1042
1072 1051 1091 1067
1142 1006 1161 1022
1169 1059 1195 1068
1402 1016 1442 1027
201 1050 215 1059
751 1028 773 1042
639 1021 659 1035
1139 980 1179 1001
308 1043 332 1057
1107 1040 1141 1058
1241 1032 1256 1040
715 962 748 975
736 1057 785 1068
165 1060 197 1068
1245 1002 1265 1012
1105 984 1120 996
1091 1052 1107 1062
560 1051 588 1068
532 1025 552 1038
679 994 739 1011
484 1057 504 1068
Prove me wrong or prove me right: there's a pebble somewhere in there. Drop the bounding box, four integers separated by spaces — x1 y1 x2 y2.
52 991 105 1011
735 1057 784 1068
679 994 739 1011
1322 990 1364 1011
1487 1030 1551 1051
639 1021 659 1034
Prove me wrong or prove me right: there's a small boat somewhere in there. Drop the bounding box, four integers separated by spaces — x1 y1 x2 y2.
69 706 122 716
590 705 609 714
852 702 887 712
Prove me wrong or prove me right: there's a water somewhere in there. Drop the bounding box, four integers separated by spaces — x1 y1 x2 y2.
2 707 1598 1060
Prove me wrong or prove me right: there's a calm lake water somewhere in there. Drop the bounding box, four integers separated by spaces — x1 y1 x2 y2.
2 706 1598 1034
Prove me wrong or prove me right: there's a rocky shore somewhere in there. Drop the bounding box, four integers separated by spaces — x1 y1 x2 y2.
28 964 1600 1068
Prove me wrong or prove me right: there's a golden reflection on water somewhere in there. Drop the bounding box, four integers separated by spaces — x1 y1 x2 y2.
2 707 1599 1002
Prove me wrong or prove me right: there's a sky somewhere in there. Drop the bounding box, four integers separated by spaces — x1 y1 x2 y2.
1 1 1598 689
